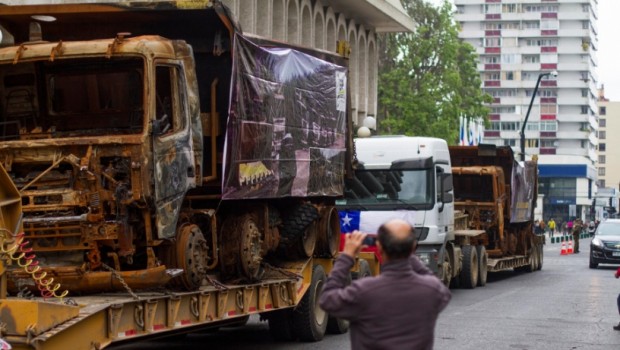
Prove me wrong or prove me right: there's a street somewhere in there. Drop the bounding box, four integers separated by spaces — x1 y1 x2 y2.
112 237 620 350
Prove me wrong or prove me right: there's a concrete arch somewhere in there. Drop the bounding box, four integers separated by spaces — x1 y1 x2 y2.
313 4 325 50
273 0 285 41
287 0 299 44
325 8 337 52
256 0 271 37
357 27 368 116
367 34 378 117
239 0 255 34
300 0 312 47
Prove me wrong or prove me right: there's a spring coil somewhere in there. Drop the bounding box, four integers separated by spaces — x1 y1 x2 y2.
0 228 69 300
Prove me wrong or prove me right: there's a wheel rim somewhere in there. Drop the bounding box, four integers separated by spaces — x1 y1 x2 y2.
176 224 209 289
439 251 452 287
240 214 263 279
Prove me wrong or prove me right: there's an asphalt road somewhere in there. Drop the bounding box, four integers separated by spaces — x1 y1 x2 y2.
112 236 620 350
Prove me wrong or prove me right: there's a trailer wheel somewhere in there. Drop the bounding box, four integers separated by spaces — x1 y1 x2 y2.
327 272 351 334
536 243 544 271
267 309 296 341
525 244 538 272
351 259 371 280
293 264 328 342
459 245 478 289
476 245 488 287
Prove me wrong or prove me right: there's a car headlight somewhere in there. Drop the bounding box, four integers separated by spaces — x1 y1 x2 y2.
591 237 603 247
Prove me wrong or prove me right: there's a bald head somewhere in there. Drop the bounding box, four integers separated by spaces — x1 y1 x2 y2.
377 219 416 261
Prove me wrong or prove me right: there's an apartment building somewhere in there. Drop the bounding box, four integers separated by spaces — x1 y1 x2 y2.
596 89 619 218
455 0 599 222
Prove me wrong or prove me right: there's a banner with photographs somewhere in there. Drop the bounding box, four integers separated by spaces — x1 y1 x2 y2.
222 34 347 199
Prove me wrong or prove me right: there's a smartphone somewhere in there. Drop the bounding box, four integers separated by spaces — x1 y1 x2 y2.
362 234 377 246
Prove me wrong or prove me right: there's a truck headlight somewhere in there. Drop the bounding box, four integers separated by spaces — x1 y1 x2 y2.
591 237 603 247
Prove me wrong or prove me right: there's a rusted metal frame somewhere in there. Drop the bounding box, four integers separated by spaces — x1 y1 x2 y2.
202 78 219 183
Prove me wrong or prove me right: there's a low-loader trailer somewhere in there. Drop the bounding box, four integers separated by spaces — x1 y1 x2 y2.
0 2 377 349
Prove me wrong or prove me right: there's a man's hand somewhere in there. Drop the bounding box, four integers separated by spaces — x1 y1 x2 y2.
342 230 367 258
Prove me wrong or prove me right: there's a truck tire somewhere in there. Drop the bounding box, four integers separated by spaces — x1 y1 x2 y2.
351 259 371 280
476 245 488 287
326 272 351 334
293 264 328 342
267 309 295 341
279 203 319 257
459 245 478 289
438 248 452 287
525 244 538 272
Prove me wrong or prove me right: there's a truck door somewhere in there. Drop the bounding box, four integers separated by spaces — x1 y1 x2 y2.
152 63 196 239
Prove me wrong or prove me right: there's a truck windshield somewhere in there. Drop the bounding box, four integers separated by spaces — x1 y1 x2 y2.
341 168 434 210
0 56 144 140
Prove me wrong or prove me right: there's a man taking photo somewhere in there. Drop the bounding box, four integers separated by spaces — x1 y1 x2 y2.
319 219 451 349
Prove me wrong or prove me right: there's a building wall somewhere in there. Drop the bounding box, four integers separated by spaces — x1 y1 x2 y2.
455 0 599 221
1 0 384 128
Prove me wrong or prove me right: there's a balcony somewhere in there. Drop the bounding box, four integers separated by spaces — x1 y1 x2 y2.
484 63 501 71
541 30 558 36
541 13 558 19
485 30 501 37
485 14 501 20
541 46 557 53
540 80 557 87
557 96 588 106
541 114 556 120
556 131 589 140
540 148 556 155
489 114 500 121
485 47 501 54
541 63 557 70
484 80 501 87
556 114 589 123
540 97 557 104
540 131 557 138
557 61 589 71
485 131 500 137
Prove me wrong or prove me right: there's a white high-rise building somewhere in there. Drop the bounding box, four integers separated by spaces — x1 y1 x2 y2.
455 0 599 223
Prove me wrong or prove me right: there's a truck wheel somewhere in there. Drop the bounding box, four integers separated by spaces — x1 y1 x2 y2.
438 249 452 287
459 245 478 289
293 264 328 342
351 259 371 280
175 224 209 290
327 272 351 334
476 245 488 287
267 309 295 341
536 243 543 271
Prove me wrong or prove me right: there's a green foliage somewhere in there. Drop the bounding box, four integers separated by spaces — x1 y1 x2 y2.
377 0 492 144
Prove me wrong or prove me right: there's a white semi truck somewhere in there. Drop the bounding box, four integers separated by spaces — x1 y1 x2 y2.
337 136 544 288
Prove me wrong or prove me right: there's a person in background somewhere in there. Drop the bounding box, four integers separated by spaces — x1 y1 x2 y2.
319 219 451 350
572 217 583 253
548 218 556 238
614 267 620 331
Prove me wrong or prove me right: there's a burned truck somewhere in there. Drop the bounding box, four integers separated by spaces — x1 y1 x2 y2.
0 2 348 293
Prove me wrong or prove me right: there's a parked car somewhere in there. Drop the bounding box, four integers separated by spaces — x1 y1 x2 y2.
589 219 620 268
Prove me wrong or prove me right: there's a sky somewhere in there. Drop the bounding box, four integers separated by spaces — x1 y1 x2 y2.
426 0 620 101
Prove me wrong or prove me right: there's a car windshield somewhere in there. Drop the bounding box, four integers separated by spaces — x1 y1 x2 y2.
596 221 620 236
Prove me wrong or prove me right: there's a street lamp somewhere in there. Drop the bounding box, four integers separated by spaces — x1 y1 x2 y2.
520 70 558 161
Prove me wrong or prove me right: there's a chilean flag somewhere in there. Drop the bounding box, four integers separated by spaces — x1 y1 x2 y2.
339 210 381 260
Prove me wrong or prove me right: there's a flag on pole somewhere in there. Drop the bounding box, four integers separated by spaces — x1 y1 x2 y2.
468 118 475 146
459 115 465 145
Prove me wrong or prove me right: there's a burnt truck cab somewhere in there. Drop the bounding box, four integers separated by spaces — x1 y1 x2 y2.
0 34 202 291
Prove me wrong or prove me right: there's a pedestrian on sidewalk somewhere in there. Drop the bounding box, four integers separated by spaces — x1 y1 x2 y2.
319 219 451 350
548 218 556 238
614 267 620 331
572 218 583 253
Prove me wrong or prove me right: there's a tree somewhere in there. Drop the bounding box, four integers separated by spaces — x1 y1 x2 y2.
377 0 492 144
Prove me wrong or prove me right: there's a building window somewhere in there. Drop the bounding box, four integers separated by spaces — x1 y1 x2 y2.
599 118 606 127
599 143 606 151
600 106 607 115
541 20 559 30
580 106 589 114
484 37 501 47
504 139 517 147
502 4 521 13
582 21 590 29
541 140 555 147
582 4 590 13
599 167 605 176
540 89 557 97
489 122 501 131
526 122 539 131
525 139 539 148
599 130 606 139
484 72 501 80
483 56 500 64
599 155 606 164
504 71 515 80
456 5 465 14
523 55 540 63
501 54 520 64
599 180 606 188
501 122 520 131
540 121 557 131
541 104 557 114
582 89 589 97
485 4 501 14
